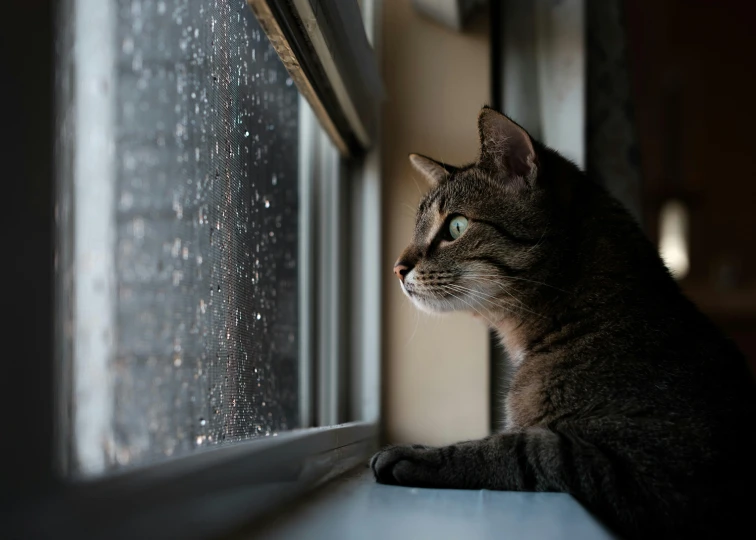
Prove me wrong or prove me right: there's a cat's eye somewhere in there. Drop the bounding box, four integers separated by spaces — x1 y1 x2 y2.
448 215 469 240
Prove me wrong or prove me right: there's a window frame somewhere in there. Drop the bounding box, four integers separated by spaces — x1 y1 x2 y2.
16 422 377 538
6 0 383 535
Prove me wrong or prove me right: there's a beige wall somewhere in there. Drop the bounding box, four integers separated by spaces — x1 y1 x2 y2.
380 0 490 445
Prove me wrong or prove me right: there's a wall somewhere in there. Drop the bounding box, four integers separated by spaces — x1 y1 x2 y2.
380 0 490 445
625 0 756 367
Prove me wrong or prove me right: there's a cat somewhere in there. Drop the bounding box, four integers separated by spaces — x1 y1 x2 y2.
371 106 756 538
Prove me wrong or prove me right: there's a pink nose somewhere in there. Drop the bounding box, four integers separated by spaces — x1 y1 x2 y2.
394 263 410 282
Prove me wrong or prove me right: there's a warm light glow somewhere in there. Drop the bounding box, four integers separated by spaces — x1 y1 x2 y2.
658 199 690 280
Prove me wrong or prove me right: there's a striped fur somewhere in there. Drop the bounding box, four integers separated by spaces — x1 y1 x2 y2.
372 108 756 538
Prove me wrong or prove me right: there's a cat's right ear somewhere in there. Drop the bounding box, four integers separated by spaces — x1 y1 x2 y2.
409 154 451 188
477 107 537 183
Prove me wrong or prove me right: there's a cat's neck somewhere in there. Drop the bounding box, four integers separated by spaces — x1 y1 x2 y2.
491 187 683 367
494 317 529 367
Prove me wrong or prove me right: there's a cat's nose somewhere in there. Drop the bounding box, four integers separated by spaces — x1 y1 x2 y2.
394 262 413 282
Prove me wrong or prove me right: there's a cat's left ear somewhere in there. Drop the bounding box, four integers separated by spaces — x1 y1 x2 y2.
408 154 454 188
477 107 537 183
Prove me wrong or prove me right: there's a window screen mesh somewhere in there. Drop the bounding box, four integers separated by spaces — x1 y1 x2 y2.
71 0 300 474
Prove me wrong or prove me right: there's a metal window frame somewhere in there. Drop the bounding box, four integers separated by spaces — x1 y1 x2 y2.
57 0 118 477
247 0 384 156
317 124 345 426
11 422 377 539
5 0 384 536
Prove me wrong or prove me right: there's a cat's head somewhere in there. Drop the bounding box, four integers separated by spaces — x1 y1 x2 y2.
395 107 578 322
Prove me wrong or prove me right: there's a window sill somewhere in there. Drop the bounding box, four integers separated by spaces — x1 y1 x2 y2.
250 469 614 540
7 422 377 540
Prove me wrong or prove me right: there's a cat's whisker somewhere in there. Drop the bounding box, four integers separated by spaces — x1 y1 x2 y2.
404 305 421 347
525 225 549 254
468 274 566 293
467 273 568 294
449 280 528 311
448 282 524 309
402 203 417 217
445 283 524 315
459 278 531 310
449 289 523 319
439 285 497 326
409 175 423 196
449 283 545 319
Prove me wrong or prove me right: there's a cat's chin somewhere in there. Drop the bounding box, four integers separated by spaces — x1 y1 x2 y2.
410 297 450 315
404 290 460 315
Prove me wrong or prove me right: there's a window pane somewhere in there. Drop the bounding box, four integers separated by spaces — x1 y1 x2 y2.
66 0 300 475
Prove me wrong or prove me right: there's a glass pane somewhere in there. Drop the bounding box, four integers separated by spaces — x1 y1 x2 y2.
64 0 300 475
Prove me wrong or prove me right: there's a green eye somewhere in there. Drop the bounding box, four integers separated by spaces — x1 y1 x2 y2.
448 215 469 240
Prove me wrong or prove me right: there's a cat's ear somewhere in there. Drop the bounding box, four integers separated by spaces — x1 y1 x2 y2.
477 107 537 182
409 153 452 187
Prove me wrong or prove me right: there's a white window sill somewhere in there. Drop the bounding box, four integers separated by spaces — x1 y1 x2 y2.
253 469 614 539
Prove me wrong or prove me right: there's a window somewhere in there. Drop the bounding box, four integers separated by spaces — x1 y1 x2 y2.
39 0 382 534
61 0 306 476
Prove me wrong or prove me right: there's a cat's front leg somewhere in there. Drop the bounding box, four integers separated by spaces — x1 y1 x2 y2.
370 441 479 489
370 428 577 492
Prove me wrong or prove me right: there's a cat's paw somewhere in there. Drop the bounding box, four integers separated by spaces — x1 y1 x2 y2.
370 444 437 486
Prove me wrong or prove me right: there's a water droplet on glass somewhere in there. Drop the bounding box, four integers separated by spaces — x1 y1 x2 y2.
133 218 145 240
244 130 249 137
264 199 270 208
199 418 206 426
120 192 134 210
171 238 181 257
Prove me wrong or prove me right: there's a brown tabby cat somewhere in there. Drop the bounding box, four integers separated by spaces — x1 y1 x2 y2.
371 107 756 538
